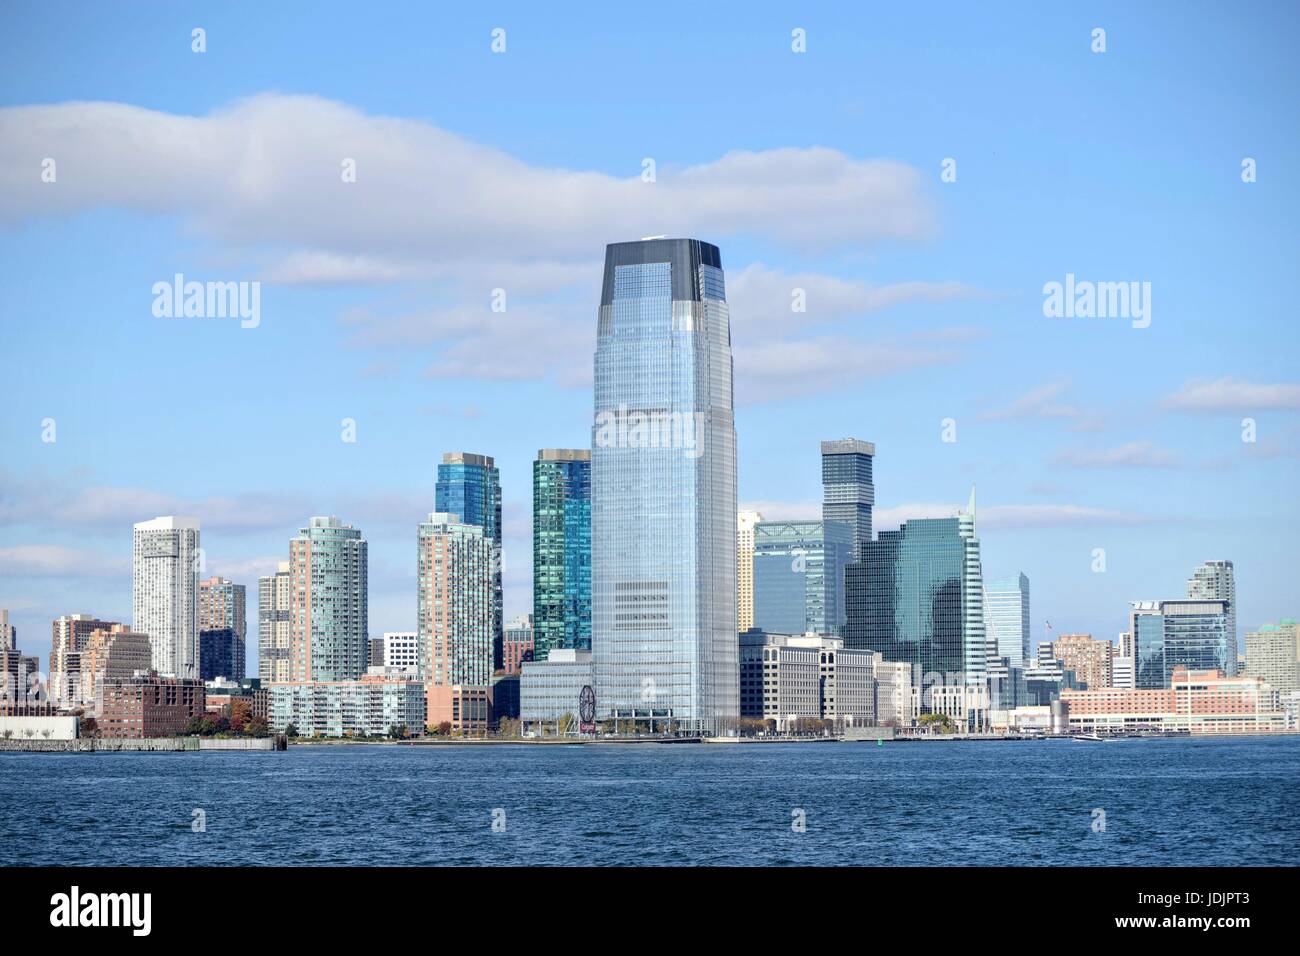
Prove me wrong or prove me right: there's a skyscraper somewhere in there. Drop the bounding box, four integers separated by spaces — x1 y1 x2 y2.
418 512 494 728
1131 599 1232 688
258 562 291 683
288 516 368 682
436 452 503 670
0 609 14 651
49 613 119 705
986 572 1031 670
132 515 201 679
591 237 738 734
532 448 591 660
736 510 763 633
200 577 246 655
1187 560 1237 675
957 489 989 685
751 519 851 636
1243 619 1299 696
821 438 875 556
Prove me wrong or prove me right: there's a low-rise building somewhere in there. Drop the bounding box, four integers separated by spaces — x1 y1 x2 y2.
427 684 492 733
1060 668 1288 735
740 632 877 732
520 648 592 733
874 660 912 728
98 674 206 738
269 675 425 737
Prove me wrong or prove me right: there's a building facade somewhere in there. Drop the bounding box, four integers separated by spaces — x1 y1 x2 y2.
533 448 591 660
1061 668 1287 735
985 572 1031 670
269 675 425 738
1243 619 1298 697
418 512 494 729
98 675 206 738
1187 560 1237 676
258 562 292 684
80 624 151 707
821 438 875 556
381 631 420 674
738 632 877 731
436 452 503 670
199 577 246 679
736 510 763 633
751 520 852 637
1051 633 1112 689
132 515 201 679
591 238 738 734
199 628 242 682
520 650 593 733
1132 599 1232 689
503 615 535 675
288 517 368 683
49 614 119 706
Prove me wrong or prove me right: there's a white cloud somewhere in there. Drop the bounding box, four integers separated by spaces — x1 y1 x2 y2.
1052 442 1180 469
1162 377 1300 413
0 545 128 578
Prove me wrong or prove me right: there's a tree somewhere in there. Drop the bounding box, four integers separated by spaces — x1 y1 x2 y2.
245 716 270 738
438 721 452 736
557 712 575 736
78 717 98 739
284 722 300 738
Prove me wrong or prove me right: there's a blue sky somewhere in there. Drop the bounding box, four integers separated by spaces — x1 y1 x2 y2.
1 1 1297 671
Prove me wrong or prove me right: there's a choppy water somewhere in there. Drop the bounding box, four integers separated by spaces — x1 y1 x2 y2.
3 737 1297 865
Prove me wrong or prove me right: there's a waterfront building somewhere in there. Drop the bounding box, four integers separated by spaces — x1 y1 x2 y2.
132 516 201 679
98 674 206 738
736 510 763 633
199 577 246 678
204 676 269 726
437 452 503 669
520 648 593 733
418 512 494 729
1244 619 1299 696
985 573 1031 670
1023 642 1079 705
1060 668 1287 735
490 673 520 721
533 449 591 660
269 674 425 738
49 614 118 706
591 238 738 734
257 563 292 684
1111 655 1136 689
199 628 241 682
739 631 876 731
845 491 988 707
874 660 913 728
80 624 151 707
1050 633 1112 689
288 517 368 683
913 681 990 732
1187 560 1237 675
821 438 875 556
504 615 534 675
1132 599 1232 689
751 520 852 636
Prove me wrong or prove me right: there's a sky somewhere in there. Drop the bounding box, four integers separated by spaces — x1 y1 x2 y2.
1 1 1297 673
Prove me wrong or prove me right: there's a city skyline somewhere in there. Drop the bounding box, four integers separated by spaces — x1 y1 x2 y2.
2 3 1299 666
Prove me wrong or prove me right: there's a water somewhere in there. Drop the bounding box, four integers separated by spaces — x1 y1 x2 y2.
3 737 1297 866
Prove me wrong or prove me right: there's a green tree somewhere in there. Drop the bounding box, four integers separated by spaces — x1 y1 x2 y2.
557 712 575 736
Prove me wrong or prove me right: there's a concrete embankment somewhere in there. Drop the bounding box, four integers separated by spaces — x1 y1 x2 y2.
0 736 279 752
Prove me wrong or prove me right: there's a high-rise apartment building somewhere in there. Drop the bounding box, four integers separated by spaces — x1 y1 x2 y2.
751 520 852 636
504 615 535 675
418 512 494 727
591 238 738 734
288 517 368 683
0 609 14 651
49 614 119 706
821 439 875 557
532 448 591 660
1050 633 1113 689
1244 619 1299 696
985 573 1031 670
258 562 292 683
80 624 151 707
199 577 246 670
1131 599 1232 689
1187 560 1237 676
436 452 503 670
736 510 763 633
132 516 201 679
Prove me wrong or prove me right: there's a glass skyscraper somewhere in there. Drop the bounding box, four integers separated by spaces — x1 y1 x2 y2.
1132 599 1232 688
436 452 503 671
751 519 852 636
591 238 738 734
533 448 592 661
1187 560 1237 676
986 572 1031 670
821 438 875 557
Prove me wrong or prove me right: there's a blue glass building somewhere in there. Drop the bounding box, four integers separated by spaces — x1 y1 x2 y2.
1132 599 1231 688
436 452 503 670
533 448 592 660
591 238 738 734
751 519 852 636
821 438 875 557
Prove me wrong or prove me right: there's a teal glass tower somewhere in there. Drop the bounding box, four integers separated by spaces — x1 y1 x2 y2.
436 452 503 670
533 448 591 661
751 519 852 635
591 238 738 734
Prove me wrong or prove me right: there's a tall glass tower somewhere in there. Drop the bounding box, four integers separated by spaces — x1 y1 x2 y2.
533 448 592 660
436 452 503 670
986 572 1031 670
591 238 738 734
1187 560 1237 676
821 438 875 557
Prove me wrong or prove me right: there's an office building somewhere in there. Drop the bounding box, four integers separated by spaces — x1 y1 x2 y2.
504 615 535 675
591 238 738 734
533 448 591 660
132 515 201 679
0 649 40 703
381 631 420 675
985 573 1031 670
1132 599 1232 689
737 510 763 633
437 452 503 670
258 562 292 684
751 520 852 636
821 438 874 556
739 631 876 731
1187 560 1237 675
1244 619 1299 696
874 660 913 728
520 649 594 733
418 512 494 729
288 517 368 683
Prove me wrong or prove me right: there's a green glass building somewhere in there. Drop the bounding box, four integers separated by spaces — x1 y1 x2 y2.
532 449 591 660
